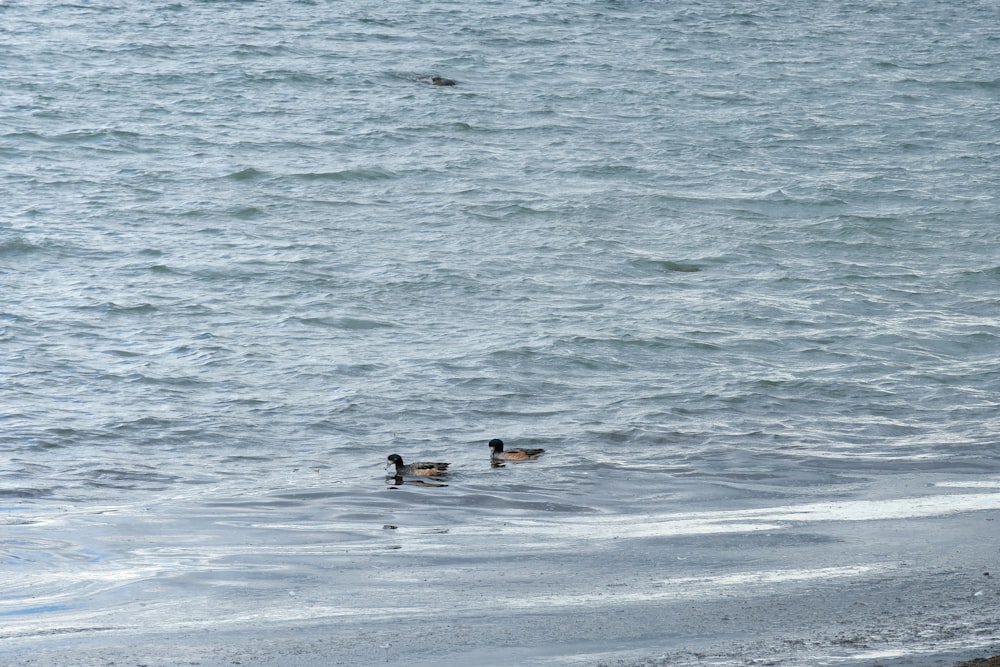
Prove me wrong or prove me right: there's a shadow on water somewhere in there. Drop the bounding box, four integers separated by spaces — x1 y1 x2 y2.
386 475 448 488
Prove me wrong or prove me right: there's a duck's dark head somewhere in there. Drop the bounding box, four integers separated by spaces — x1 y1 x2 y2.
387 454 403 465
488 439 504 452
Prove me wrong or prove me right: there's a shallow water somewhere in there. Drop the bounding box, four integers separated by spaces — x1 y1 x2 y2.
2 0 999 664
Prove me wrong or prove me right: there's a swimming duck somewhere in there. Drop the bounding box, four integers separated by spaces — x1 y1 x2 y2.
431 76 456 86
489 438 544 461
387 454 450 476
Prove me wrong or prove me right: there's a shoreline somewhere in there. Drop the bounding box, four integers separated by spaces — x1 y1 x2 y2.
3 474 996 667
955 658 1000 667
3 636 999 667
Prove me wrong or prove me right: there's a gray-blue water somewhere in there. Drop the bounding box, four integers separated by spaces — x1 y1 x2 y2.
2 1 999 665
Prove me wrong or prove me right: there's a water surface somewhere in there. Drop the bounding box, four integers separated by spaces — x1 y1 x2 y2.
2 0 999 664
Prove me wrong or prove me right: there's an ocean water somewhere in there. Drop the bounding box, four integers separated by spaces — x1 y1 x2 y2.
2 0 999 665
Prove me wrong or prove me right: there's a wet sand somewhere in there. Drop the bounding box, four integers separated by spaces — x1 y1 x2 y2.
2 481 998 667
955 658 1000 667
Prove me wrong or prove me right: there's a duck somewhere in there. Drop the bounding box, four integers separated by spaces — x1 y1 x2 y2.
431 76 456 86
386 454 450 476
489 438 544 461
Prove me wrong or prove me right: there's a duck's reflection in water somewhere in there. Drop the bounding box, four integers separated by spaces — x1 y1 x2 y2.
490 458 542 469
386 475 448 488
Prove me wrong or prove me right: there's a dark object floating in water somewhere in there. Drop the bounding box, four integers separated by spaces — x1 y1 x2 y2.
431 76 456 86
489 438 545 462
386 454 449 476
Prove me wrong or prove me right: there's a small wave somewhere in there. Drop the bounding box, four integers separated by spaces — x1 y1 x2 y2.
0 238 45 256
242 69 331 85
0 537 106 566
147 263 177 274
283 316 398 330
901 78 1000 92
0 487 53 500
227 167 268 181
0 604 74 618
573 163 658 179
2 130 46 142
233 206 264 219
77 302 158 316
967 265 1000 278
630 257 702 273
75 467 181 490
432 492 595 514
48 128 143 149
289 168 396 181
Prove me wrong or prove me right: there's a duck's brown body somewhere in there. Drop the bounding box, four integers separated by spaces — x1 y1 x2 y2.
489 439 544 461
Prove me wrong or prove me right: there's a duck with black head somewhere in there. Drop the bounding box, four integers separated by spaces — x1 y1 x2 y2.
386 454 450 476
488 438 544 462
